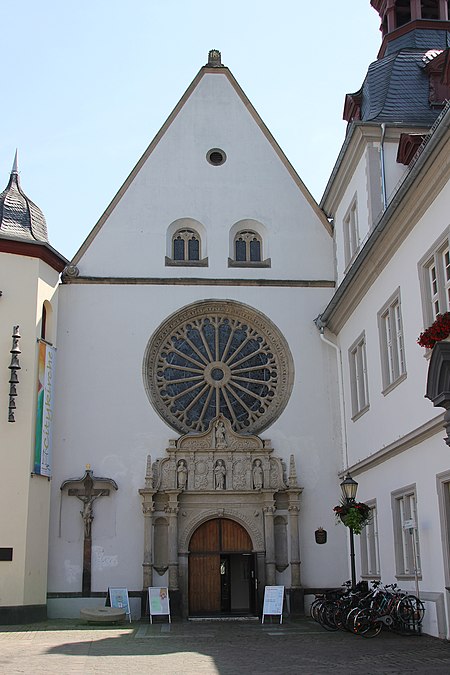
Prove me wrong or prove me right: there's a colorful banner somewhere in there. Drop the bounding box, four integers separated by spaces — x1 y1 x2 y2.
34 341 56 476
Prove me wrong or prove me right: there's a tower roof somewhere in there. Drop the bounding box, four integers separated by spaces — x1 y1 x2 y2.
0 152 48 243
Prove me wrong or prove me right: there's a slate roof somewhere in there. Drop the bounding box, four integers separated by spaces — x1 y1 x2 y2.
358 49 439 124
0 164 48 243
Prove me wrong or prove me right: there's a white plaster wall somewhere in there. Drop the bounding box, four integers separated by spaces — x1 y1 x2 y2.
76 72 332 281
0 253 59 607
334 150 371 285
50 282 347 596
354 432 450 639
337 178 450 467
383 139 409 204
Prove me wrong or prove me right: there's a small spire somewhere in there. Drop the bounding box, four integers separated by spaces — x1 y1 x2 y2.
11 149 18 175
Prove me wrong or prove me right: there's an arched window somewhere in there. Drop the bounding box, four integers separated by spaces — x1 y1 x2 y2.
395 0 411 27
40 300 53 343
172 229 200 262
421 0 439 20
234 230 262 262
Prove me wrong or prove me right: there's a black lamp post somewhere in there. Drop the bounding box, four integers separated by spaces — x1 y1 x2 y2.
340 472 358 589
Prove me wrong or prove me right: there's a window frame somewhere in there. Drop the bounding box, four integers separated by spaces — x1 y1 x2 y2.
378 289 407 395
437 470 450 589
391 485 422 580
343 196 360 271
360 500 381 579
348 331 370 420
165 227 208 267
228 229 271 268
419 230 450 327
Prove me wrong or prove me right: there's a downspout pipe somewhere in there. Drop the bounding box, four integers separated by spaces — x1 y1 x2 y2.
318 326 349 471
380 123 388 211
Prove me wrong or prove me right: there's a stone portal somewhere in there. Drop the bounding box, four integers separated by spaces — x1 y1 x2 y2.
139 416 303 617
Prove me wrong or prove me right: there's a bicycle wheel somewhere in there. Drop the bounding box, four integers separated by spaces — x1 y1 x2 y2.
318 601 339 631
353 608 382 638
310 598 323 622
396 596 425 626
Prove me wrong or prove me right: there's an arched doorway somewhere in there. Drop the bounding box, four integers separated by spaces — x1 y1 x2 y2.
188 518 256 616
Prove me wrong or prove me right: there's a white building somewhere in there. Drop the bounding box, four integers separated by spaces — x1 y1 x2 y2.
2 0 450 638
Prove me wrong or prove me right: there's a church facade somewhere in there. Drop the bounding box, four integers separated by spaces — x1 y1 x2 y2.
2 1 450 637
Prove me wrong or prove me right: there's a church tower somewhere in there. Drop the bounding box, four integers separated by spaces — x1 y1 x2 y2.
0 154 66 622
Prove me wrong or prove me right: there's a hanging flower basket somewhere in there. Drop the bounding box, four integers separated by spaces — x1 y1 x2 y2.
417 312 450 349
333 500 371 535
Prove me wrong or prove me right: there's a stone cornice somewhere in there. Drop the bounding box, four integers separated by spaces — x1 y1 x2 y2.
62 276 335 288
0 236 67 272
321 123 429 215
340 413 445 477
320 109 450 333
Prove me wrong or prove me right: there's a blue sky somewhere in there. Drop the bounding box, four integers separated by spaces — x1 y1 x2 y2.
2 1 381 259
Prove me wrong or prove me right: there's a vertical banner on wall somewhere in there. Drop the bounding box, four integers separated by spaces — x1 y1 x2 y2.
34 341 56 477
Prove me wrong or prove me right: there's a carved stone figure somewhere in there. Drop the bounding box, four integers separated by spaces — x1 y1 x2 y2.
177 460 188 490
215 420 226 448
77 493 103 539
252 459 264 489
214 460 226 489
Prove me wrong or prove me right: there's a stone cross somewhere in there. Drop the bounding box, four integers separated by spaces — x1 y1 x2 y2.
61 467 118 596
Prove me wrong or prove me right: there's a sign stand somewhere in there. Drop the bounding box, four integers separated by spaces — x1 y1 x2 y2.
107 587 131 622
148 587 171 624
261 585 284 624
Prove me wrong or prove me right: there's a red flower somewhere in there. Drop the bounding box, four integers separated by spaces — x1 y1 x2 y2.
417 312 450 349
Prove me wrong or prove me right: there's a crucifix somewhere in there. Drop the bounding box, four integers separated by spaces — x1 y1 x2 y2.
61 466 118 596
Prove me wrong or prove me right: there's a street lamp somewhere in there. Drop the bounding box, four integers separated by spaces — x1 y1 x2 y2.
340 472 358 588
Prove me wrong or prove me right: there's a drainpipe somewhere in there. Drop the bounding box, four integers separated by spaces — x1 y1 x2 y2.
319 327 349 470
380 123 388 211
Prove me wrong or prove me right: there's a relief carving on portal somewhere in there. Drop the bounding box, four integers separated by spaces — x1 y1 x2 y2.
151 415 287 493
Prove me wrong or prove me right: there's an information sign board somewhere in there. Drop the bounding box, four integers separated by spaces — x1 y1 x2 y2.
148 587 171 623
108 587 131 622
261 585 284 624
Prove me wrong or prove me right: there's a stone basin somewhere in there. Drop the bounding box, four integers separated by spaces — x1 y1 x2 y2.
80 607 127 623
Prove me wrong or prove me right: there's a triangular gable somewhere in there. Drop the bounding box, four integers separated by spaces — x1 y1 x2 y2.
71 64 331 265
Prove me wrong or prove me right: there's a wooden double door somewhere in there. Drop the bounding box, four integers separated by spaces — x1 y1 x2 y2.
188 518 257 616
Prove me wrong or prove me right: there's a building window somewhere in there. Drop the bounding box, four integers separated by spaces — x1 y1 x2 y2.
360 502 380 578
420 232 450 325
378 290 406 393
234 230 262 262
437 472 450 588
172 229 200 261
343 198 359 270
348 332 369 419
392 487 421 578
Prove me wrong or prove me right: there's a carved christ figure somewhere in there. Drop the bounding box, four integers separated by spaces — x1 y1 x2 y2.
76 492 104 538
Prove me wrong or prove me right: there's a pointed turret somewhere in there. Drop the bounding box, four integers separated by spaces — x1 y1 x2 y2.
0 151 48 242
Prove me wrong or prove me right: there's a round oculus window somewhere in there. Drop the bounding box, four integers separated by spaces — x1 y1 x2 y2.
143 300 294 435
206 148 226 166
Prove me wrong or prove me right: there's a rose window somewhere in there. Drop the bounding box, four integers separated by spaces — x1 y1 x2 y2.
143 300 293 434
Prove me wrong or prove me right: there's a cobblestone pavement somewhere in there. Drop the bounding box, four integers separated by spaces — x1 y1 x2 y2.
1 618 450 675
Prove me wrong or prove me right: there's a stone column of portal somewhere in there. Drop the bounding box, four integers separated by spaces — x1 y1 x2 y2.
262 493 276 586
138 488 155 591
287 492 302 587
287 488 303 614
166 490 181 591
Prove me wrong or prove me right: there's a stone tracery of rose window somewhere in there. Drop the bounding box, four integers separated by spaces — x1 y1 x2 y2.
143 300 293 435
